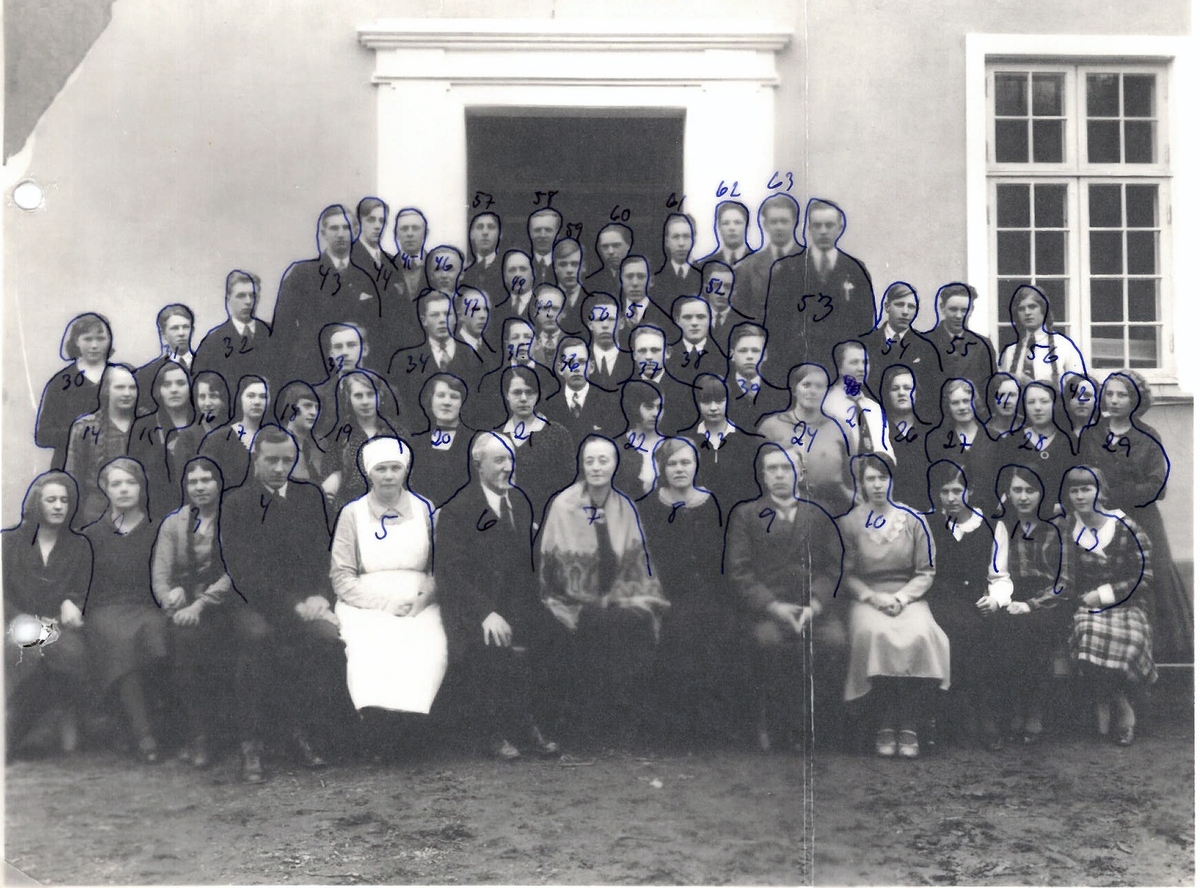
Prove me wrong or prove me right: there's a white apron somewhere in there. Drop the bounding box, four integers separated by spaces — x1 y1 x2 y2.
335 492 448 713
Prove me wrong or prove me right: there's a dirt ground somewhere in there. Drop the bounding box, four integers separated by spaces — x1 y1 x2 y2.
5 685 1194 886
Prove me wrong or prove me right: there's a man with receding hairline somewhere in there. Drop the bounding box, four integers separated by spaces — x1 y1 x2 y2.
194 270 274 389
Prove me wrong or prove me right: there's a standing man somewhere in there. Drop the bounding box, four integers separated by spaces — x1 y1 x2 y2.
581 293 631 393
455 285 496 362
494 250 537 330
763 198 874 385
732 194 803 324
351 197 399 298
651 213 702 313
668 295 721 385
552 238 589 335
700 260 740 355
194 270 273 390
584 223 632 296
699 200 755 267
423 245 464 299
822 340 891 461
925 283 997 397
220 426 350 769
387 291 484 411
723 323 788 431
460 212 505 305
273 205 382 386
624 325 694 434
540 337 620 449
389 207 429 300
527 208 562 286
135 304 196 414
435 432 561 760
616 255 671 349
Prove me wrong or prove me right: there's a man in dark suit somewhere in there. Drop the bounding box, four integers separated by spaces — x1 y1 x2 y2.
552 238 589 335
541 337 621 449
493 249 536 331
667 295 723 385
220 425 350 773
650 213 702 314
762 198 875 386
724 323 788 431
388 207 429 300
460 211 504 305
698 199 755 267
732 194 803 324
387 291 484 413
435 432 561 759
616 255 672 350
194 270 273 390
724 442 846 751
272 205 382 386
925 282 997 398
528 284 568 369
700 260 740 355
135 304 196 414
454 285 497 363
860 282 943 405
625 325 695 434
351 197 401 299
423 244 464 299
527 208 562 286
581 292 631 393
584 222 631 296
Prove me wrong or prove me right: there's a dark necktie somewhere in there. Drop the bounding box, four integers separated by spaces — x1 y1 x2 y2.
857 404 874 454
499 495 515 530
570 395 582 419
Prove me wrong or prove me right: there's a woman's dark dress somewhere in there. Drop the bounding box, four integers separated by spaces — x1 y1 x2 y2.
81 516 167 692
408 428 472 509
36 363 101 470
924 422 1002 515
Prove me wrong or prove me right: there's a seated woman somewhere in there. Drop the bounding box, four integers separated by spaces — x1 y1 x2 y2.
990 465 1068 744
408 373 474 509
81 458 169 763
325 371 402 514
1055 466 1156 746
879 365 933 513
166 371 231 487
684 374 761 516
924 378 1002 517
151 457 270 779
757 363 852 514
983 372 1020 441
64 363 139 527
838 454 949 759
725 444 845 753
496 365 575 524
329 437 447 758
1080 371 1191 661
129 362 194 517
1060 371 1099 454
4 471 92 756
538 435 669 742
36 312 114 471
614 379 667 500
198 374 268 490
1004 381 1075 507
923 460 1005 749
636 437 726 742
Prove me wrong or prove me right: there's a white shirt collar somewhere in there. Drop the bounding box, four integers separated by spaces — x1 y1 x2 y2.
534 252 552 266
475 251 497 267
567 383 590 406
685 338 708 354
481 484 511 517
459 329 481 350
231 319 251 338
263 481 288 499
883 323 907 342
945 509 983 541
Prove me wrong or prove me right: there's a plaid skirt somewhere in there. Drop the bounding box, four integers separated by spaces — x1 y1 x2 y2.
1071 605 1157 685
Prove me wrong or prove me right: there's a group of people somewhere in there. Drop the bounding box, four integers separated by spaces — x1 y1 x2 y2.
5 191 1189 781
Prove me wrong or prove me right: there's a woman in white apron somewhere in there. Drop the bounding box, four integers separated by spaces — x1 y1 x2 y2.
329 437 448 756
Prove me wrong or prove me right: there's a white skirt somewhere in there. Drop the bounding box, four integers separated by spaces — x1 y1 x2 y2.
335 571 448 713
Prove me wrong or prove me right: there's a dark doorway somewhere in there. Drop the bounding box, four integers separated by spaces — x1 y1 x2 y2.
465 108 685 279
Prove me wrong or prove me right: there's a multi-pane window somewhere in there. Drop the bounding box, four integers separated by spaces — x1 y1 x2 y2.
987 63 1170 374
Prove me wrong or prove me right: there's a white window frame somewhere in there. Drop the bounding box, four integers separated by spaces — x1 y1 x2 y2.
966 34 1195 389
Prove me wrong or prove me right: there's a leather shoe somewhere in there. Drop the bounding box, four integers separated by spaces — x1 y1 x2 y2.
874 728 896 757
137 735 160 765
241 740 265 783
1115 724 1135 747
293 731 327 769
897 730 920 759
528 726 560 758
491 739 521 761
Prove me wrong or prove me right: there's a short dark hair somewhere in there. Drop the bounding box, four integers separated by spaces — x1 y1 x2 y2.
882 282 917 308
60 312 114 361
274 380 319 425
620 254 649 276
320 322 364 356
833 340 865 370
728 323 767 352
250 424 296 459
156 303 194 333
502 364 540 399
225 269 260 300
759 193 798 222
700 259 734 281
672 295 709 320
320 204 349 227
552 238 582 262
183 456 223 489
694 373 728 404
356 197 387 222
419 373 468 417
596 223 632 247
936 282 975 307
715 200 750 226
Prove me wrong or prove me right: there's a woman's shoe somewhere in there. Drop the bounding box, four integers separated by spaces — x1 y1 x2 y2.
897 730 920 759
1115 724 1135 746
874 728 897 757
